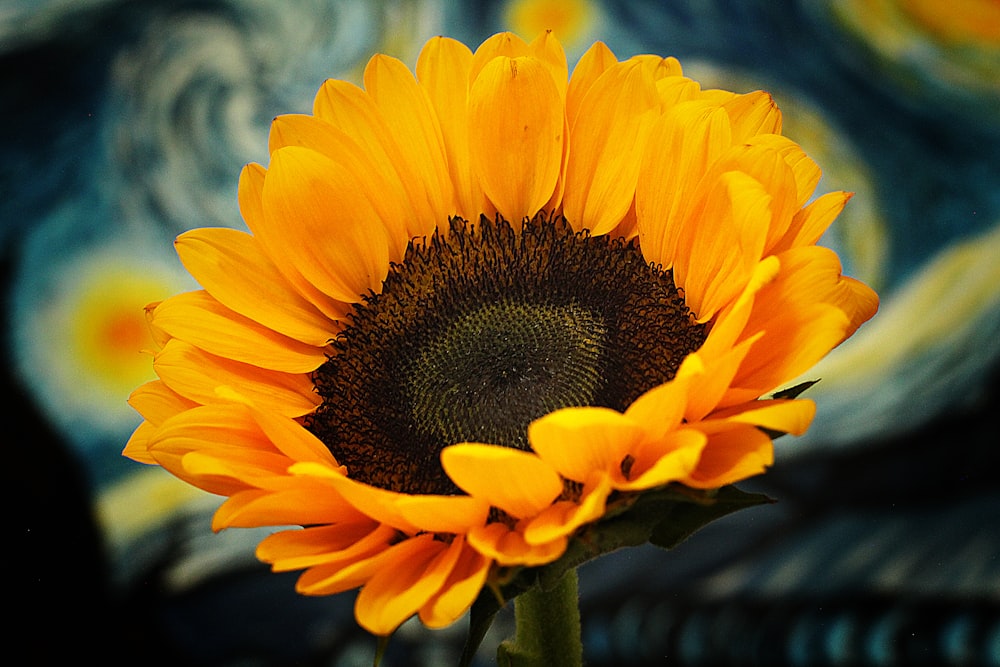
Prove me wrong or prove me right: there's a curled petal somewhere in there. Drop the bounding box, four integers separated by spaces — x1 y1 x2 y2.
441 444 562 519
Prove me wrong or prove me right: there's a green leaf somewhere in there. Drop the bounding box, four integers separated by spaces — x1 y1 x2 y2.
459 585 505 667
771 379 819 400
646 485 773 549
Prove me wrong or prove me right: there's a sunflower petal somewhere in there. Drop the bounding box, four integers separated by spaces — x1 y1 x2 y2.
527 407 641 482
684 421 774 489
262 146 391 304
237 162 348 321
416 36 490 221
469 55 564 223
441 443 562 519
562 61 659 235
363 53 454 226
355 533 460 636
466 521 567 566
418 539 491 629
154 339 320 417
256 522 391 572
151 290 327 373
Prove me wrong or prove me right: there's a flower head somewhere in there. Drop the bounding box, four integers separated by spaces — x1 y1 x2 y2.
125 31 878 636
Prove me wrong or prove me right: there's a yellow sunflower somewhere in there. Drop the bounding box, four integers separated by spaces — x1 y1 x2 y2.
124 31 878 637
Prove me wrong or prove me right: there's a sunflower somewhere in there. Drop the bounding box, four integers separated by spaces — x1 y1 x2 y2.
125 31 878 638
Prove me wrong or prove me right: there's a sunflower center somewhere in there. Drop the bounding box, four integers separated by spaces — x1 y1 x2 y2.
307 214 706 495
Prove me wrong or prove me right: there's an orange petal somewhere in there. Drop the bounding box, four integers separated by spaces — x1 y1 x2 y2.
522 474 611 543
175 226 338 346
527 407 641 483
418 539 491 629
562 61 659 235
528 30 569 102
312 79 438 237
622 428 706 490
441 443 562 519
288 462 420 534
674 170 771 321
268 114 412 259
363 54 454 226
712 398 816 437
567 40 618 127
238 163 348 321
623 377 690 440
466 521 567 566
683 421 774 489
355 534 462 636
636 101 732 268
724 90 782 141
416 36 490 221
212 484 364 530
250 405 339 467
154 339 320 417
262 146 391 304
290 529 407 596
396 494 491 534
469 31 530 82
468 55 564 223
150 290 327 373
774 191 853 253
729 303 849 400
256 521 392 572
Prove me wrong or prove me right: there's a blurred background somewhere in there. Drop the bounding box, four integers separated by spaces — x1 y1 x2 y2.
4 0 999 664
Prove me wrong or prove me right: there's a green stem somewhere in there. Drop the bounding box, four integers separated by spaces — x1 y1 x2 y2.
497 568 583 667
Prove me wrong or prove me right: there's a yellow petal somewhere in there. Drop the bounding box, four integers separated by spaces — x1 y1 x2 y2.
675 170 771 321
416 36 490 221
312 79 437 237
683 421 773 489
748 134 821 209
268 114 412 259
123 422 158 464
724 90 782 141
363 53 454 226
567 40 618 127
237 163 348 321
212 486 365 530
469 31 530 82
623 377 690 440
355 534 458 636
713 398 816 437
527 407 641 482
441 443 562 519
396 494 491 534
151 290 327 373
288 462 421 534
469 55 564 223
636 101 732 268
774 191 853 253
466 521 567 566
175 226 340 345
522 474 611 543
562 61 658 235
528 30 569 102
256 522 391 572
729 305 849 403
127 379 197 425
250 405 340 467
154 339 320 417
262 146 391 304
620 428 706 491
418 539 491 629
